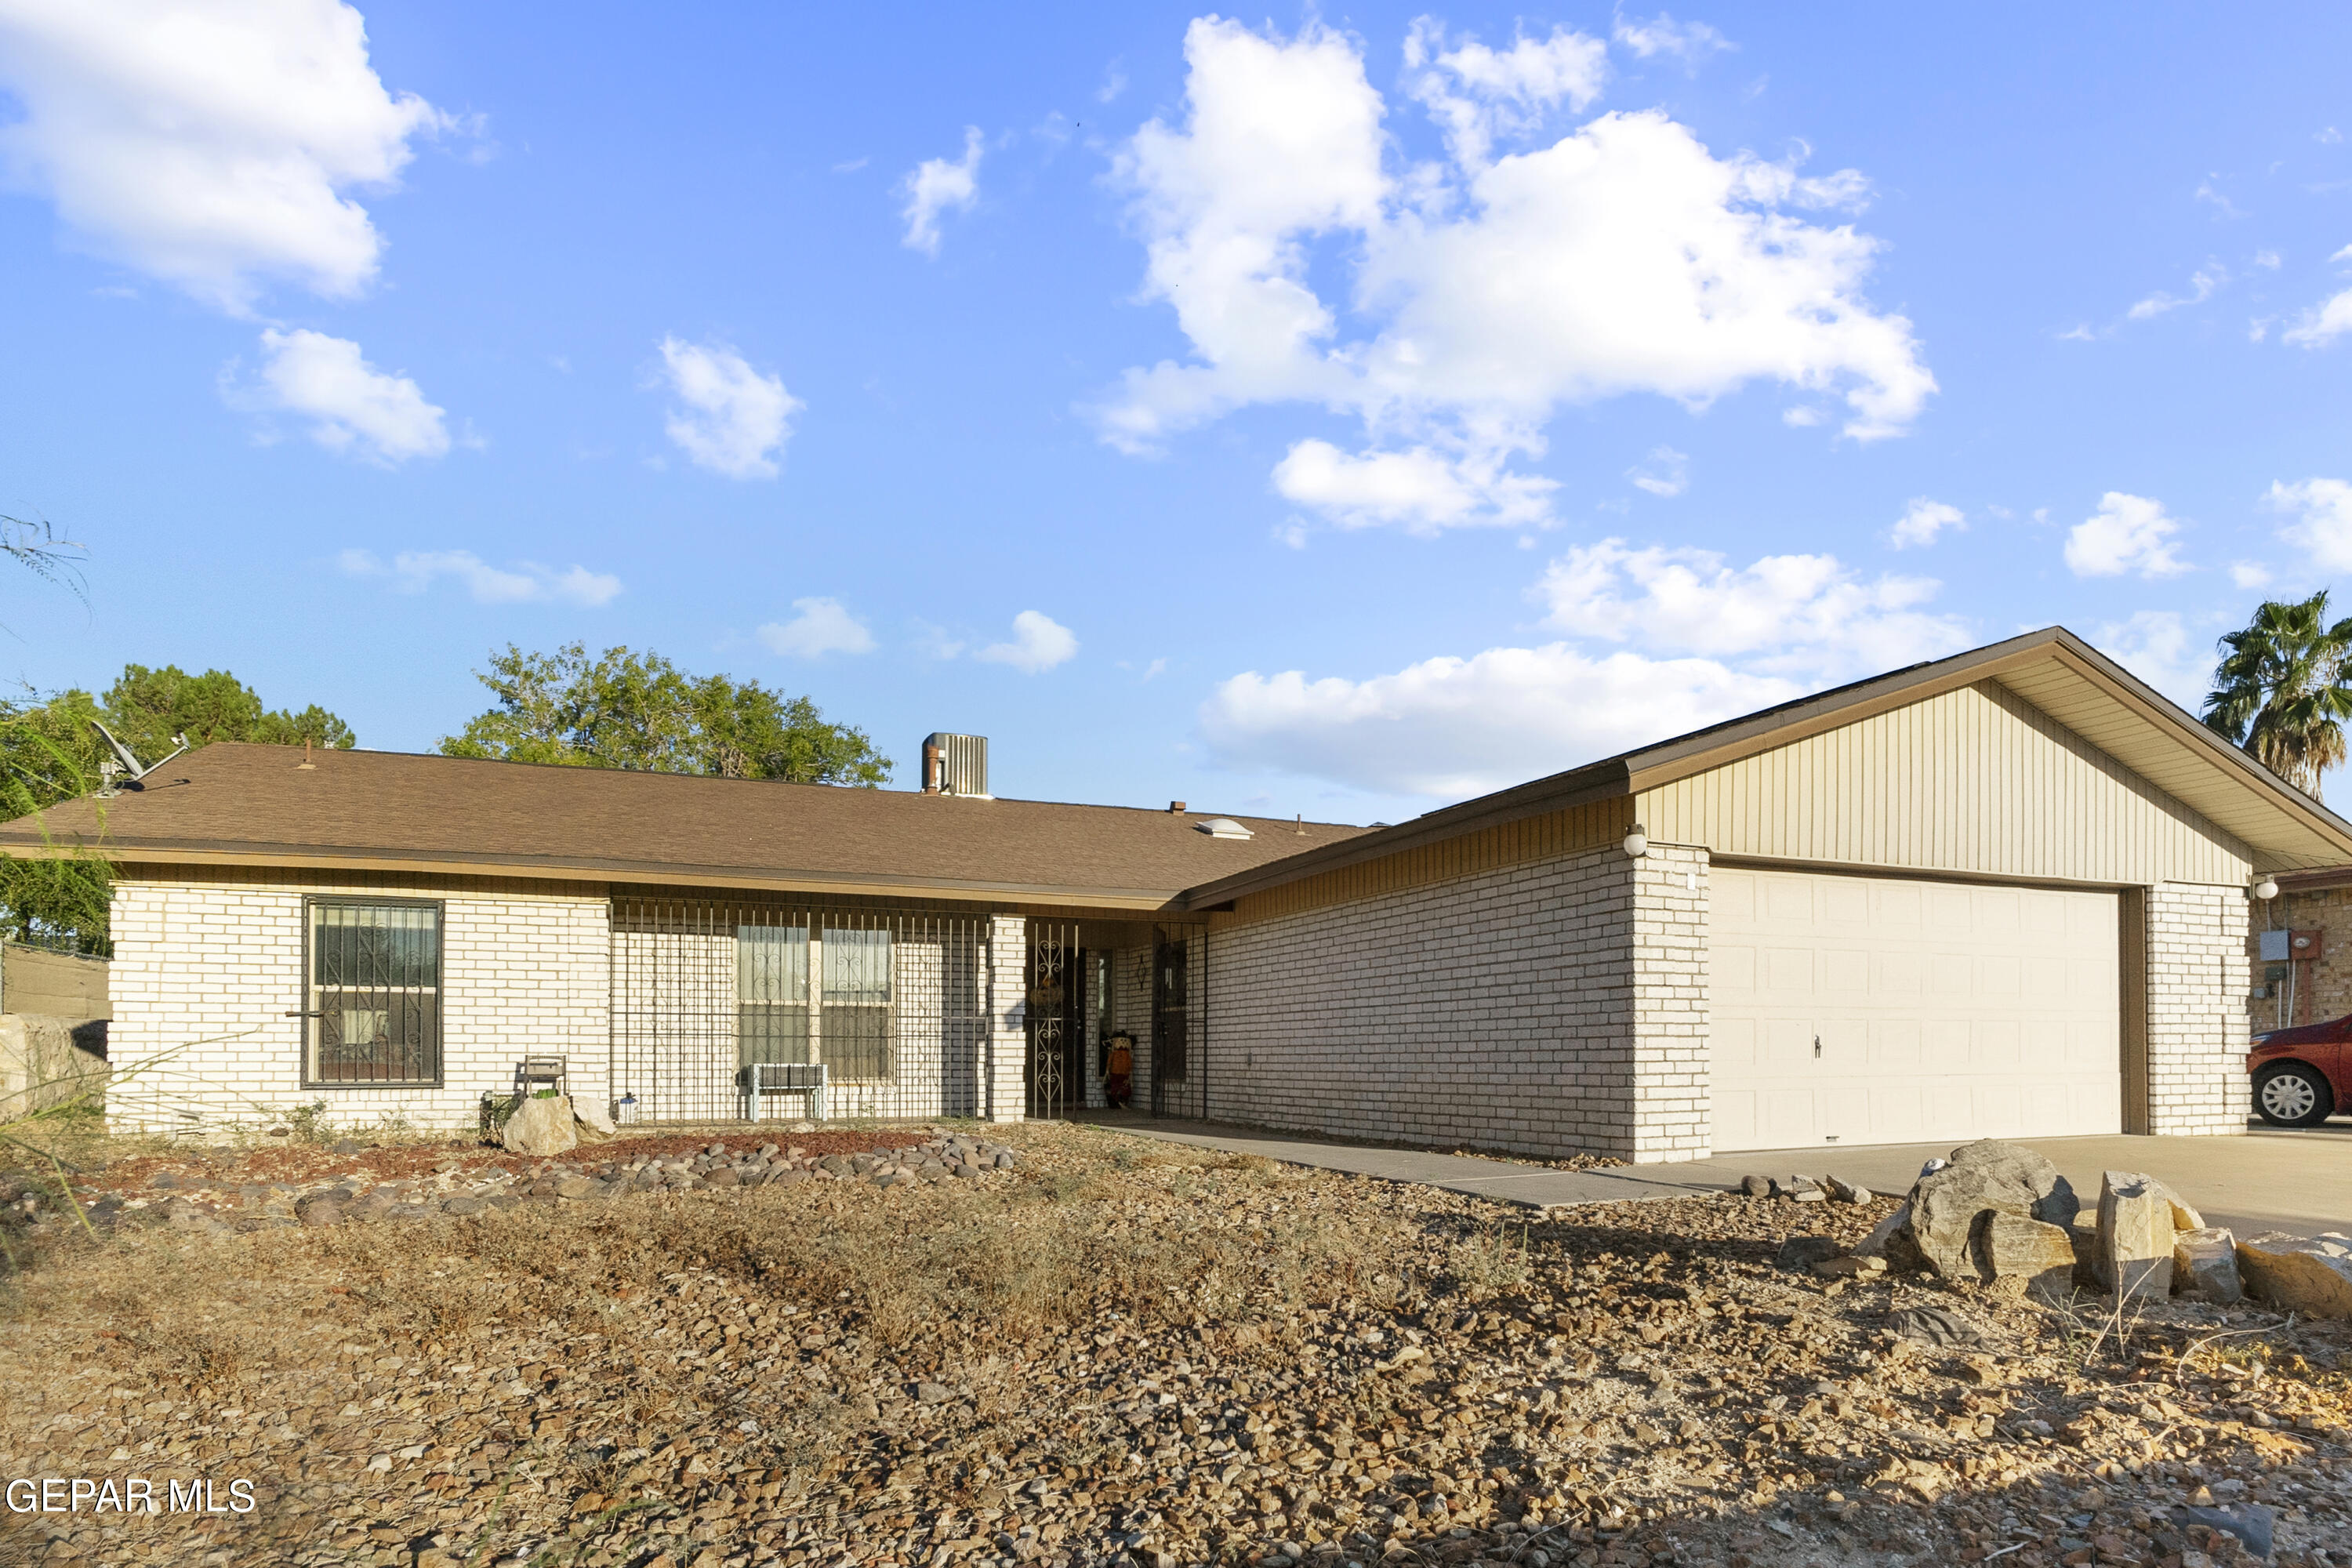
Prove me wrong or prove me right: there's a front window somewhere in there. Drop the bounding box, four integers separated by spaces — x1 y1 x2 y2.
733 922 891 1081
822 926 893 1081
307 900 441 1086
738 924 811 1065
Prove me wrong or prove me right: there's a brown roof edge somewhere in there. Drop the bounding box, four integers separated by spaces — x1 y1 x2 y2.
1176 626 2352 909
6 837 1196 913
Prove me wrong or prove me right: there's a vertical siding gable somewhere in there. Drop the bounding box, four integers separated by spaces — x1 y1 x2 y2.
1635 679 2252 885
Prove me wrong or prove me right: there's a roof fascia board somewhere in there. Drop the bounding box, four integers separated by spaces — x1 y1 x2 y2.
2031 636 2352 863
51 841 1191 912
1177 759 1633 910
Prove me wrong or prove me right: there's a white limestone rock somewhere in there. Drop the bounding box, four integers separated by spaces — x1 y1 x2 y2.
2234 1232 2352 1319
502 1092 579 1157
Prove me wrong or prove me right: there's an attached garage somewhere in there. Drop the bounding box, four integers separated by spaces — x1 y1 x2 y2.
1710 866 2120 1152
1189 627 2352 1163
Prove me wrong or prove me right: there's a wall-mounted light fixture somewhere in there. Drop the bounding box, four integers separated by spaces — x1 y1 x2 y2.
1622 825 1649 859
2252 876 2280 902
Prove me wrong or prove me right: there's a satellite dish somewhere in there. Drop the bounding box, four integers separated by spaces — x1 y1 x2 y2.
89 720 190 798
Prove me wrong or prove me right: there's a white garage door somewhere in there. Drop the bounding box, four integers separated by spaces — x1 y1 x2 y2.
1711 867 2121 1152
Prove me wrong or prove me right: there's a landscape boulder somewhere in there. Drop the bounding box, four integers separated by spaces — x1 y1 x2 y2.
2096 1171 2175 1301
502 1092 579 1157
1970 1211 2077 1295
1907 1140 2080 1279
2234 1232 2352 1319
2172 1228 2243 1305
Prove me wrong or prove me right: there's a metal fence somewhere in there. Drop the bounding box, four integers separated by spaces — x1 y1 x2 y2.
609 895 990 1124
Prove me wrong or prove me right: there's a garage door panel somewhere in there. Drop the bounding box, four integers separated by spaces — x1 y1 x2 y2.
2022 956 2069 998
1973 1019 2022 1074
1870 1018 1922 1072
1822 949 1869 992
1713 867 2121 1153
1763 947 1813 993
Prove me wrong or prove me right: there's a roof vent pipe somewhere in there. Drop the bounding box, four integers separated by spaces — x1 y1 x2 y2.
922 739 942 795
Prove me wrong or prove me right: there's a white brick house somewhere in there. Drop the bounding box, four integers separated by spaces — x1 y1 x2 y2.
5 629 2342 1160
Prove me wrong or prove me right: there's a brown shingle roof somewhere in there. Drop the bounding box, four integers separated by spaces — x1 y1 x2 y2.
0 743 1368 909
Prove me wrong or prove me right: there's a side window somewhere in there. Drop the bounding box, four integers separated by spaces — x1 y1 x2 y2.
307 900 442 1086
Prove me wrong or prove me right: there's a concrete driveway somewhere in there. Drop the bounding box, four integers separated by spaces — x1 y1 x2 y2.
1080 1112 2352 1240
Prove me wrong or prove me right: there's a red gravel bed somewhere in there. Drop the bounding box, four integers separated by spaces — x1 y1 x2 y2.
82 1127 933 1192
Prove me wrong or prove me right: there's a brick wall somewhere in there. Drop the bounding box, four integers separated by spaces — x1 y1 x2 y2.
982 915 1026 1123
2147 881 2252 1136
1199 840 1697 1162
108 877 609 1135
2251 887 2352 1029
1629 845 1711 1160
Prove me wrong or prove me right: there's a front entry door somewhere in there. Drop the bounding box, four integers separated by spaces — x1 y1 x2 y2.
1025 923 1082 1118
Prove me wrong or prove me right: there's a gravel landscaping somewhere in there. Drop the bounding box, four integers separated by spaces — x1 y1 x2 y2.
4 1122 2351 1568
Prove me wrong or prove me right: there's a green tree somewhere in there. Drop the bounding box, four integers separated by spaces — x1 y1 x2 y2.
100 664 354 760
440 642 891 786
2202 590 2352 797
0 666 358 951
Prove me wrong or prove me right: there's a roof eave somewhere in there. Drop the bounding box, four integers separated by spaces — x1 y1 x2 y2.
1 836 1201 913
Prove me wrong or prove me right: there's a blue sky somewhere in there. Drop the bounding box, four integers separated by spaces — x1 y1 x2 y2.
2 3 2350 825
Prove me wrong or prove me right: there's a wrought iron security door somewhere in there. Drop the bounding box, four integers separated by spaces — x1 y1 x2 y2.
1149 924 1206 1119
1025 921 1082 1119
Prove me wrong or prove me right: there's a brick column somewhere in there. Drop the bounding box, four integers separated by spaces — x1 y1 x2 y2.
1628 844 1711 1163
2145 882 2251 1136
983 915 1027 1123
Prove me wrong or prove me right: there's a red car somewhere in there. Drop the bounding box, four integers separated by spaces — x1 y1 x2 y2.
2249 1017 2351 1127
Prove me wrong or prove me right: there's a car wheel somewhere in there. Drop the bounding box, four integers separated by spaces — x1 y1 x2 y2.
2255 1062 2336 1128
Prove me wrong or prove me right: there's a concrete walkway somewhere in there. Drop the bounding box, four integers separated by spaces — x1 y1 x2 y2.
1074 1112 2352 1240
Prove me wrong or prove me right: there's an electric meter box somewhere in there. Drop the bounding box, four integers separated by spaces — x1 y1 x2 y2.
2260 929 2292 962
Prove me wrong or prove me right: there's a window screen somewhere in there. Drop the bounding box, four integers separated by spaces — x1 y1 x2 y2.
307 901 441 1086
737 924 810 1066
821 926 893 1081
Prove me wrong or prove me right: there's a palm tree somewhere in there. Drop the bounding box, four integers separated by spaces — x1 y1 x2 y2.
2203 590 2352 797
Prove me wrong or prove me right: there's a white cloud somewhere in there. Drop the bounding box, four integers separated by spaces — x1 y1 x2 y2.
655 337 799 479
1096 18 1933 532
2063 492 2189 579
1202 644 1796 797
1889 496 1964 550
757 597 875 658
975 610 1078 673
2128 261 2227 320
1272 437 1554 532
1535 539 1968 677
1404 18 1608 169
2321 126 2344 145
340 549 620 606
0 0 445 315
2267 476 2352 571
2285 288 2352 347
235 328 448 463
1610 11 1733 67
1626 445 1688 497
2231 560 2273 590
2095 610 2213 712
899 126 982 256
